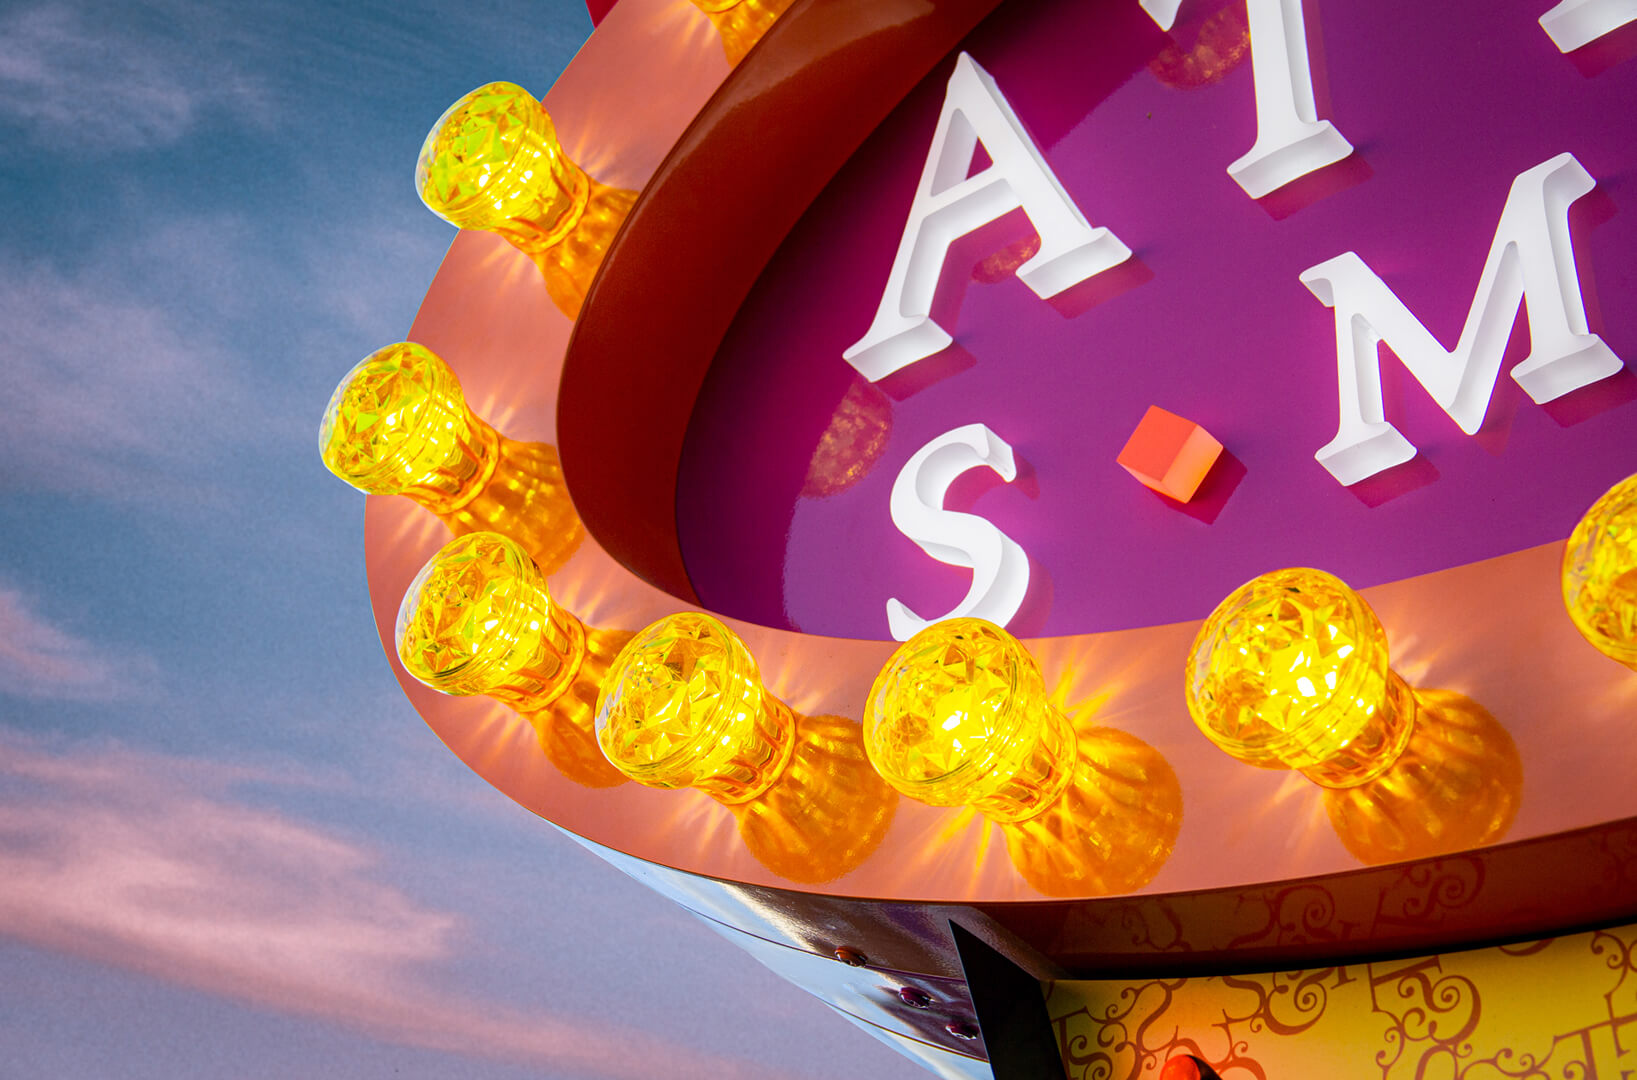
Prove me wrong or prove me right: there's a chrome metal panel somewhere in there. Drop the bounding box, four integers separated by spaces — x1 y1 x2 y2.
697 918 988 1061
827 1005 995 1080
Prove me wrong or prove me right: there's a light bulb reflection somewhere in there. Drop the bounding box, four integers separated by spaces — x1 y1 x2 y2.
688 0 794 66
537 177 636 320
1322 689 1522 865
531 625 635 789
732 712 898 885
802 378 894 498
1147 4 1250 88
445 438 584 577
1000 726 1182 898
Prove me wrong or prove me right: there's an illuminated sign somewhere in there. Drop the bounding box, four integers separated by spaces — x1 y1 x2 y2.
678 0 1637 640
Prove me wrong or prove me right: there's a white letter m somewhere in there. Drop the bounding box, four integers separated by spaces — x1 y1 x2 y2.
1301 153 1622 486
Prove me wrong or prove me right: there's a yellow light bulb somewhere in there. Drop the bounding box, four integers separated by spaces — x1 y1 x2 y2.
1186 567 1415 788
320 342 584 576
1562 472 1637 670
416 82 589 256
320 341 499 514
688 0 794 66
395 532 586 713
863 618 1075 823
594 613 796 803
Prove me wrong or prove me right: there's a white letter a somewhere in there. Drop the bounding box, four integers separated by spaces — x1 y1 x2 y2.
843 53 1132 382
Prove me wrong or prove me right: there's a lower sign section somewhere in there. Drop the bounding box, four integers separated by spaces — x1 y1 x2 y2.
1046 921 1637 1080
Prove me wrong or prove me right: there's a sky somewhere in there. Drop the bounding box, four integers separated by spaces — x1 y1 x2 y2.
0 1 920 1076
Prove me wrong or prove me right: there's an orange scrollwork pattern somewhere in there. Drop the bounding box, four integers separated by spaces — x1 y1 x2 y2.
1047 922 1637 1080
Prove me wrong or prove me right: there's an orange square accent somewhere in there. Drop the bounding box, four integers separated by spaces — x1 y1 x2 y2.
1117 406 1224 502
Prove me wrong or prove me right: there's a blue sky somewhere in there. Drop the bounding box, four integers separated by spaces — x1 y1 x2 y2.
0 1 917 1076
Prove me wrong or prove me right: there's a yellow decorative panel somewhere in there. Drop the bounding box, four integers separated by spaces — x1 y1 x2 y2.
1048 923 1637 1079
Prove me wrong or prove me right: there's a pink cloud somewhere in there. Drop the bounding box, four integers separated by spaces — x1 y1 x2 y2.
0 584 159 702
0 735 797 1080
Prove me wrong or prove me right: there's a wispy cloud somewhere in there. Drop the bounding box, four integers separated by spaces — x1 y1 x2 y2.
0 583 159 702
0 3 266 151
0 734 796 1080
301 211 450 345
0 250 262 498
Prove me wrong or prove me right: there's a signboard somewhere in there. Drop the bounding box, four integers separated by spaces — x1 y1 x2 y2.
676 0 1637 640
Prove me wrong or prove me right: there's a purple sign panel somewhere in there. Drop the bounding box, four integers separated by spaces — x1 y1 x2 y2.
677 0 1637 640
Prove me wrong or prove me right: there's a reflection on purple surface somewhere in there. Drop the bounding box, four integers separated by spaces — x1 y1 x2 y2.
677 0 1637 640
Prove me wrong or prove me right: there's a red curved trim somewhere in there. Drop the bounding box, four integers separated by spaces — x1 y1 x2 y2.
558 0 1004 601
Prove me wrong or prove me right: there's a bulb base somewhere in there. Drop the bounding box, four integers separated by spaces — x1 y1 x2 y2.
1297 668 1417 789
972 704 1076 823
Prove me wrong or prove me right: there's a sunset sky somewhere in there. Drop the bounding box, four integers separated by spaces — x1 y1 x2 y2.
0 1 918 1075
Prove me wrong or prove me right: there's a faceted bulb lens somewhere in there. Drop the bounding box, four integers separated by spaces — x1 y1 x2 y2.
397 532 554 695
863 618 1063 817
595 613 792 801
1186 567 1390 771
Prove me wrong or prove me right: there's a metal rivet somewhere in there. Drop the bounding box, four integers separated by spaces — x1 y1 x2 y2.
946 1021 981 1041
833 947 868 967
898 986 933 1009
